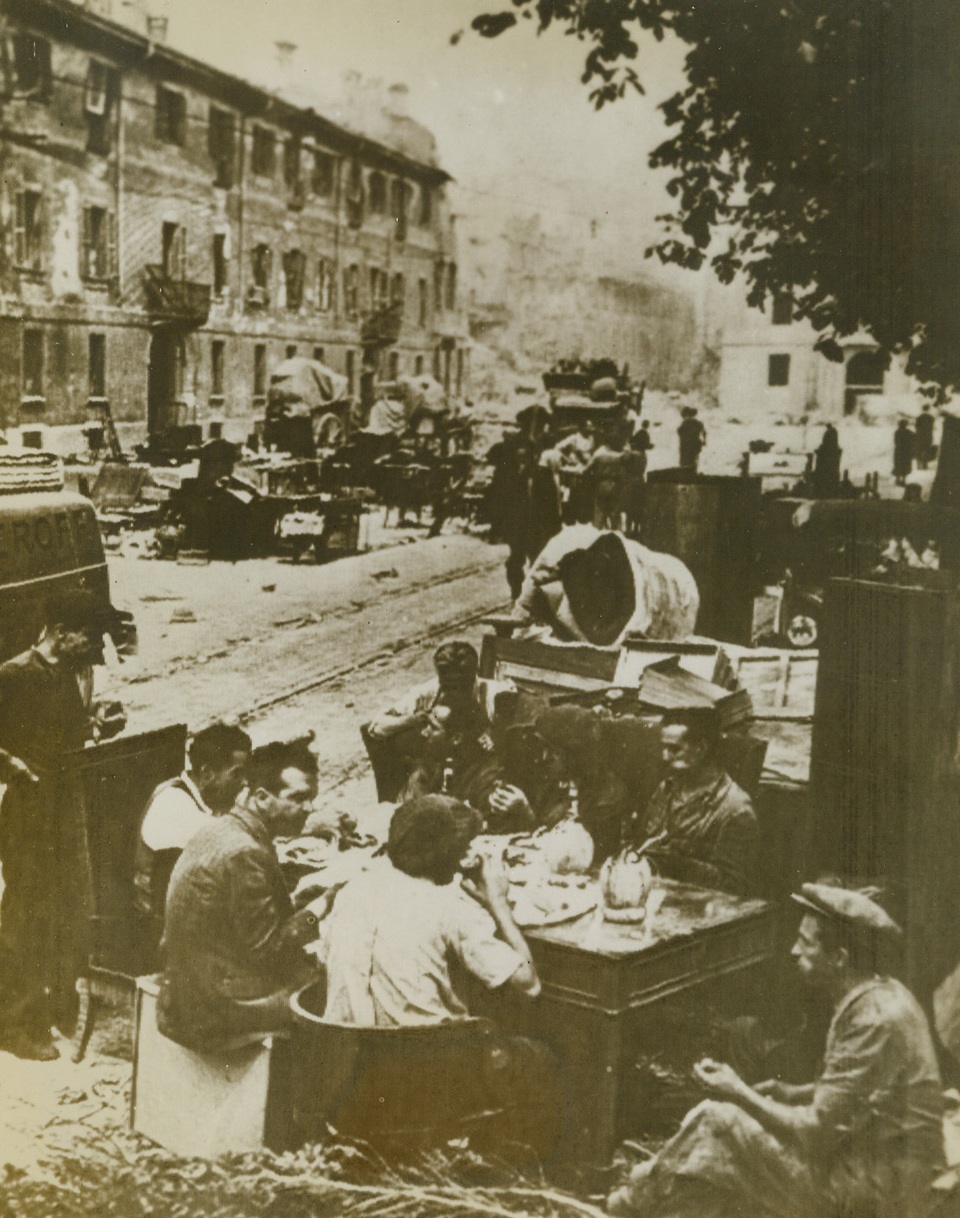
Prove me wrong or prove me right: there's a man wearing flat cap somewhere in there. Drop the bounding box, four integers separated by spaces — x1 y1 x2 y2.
631 708 757 895
609 882 945 1218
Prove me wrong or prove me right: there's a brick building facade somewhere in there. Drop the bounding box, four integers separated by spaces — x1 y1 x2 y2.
0 0 468 439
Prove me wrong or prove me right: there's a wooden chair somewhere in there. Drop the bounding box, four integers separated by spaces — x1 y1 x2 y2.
71 724 188 1060
289 981 563 1159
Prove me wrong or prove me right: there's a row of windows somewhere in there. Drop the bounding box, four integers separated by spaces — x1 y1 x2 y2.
9 33 437 229
10 192 456 316
14 189 116 280
19 330 459 403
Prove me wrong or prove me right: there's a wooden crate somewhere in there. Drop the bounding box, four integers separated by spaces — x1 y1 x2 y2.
131 977 292 1157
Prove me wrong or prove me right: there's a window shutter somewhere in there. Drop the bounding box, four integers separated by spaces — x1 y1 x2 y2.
80 206 91 277
33 194 44 271
108 210 118 279
14 192 25 266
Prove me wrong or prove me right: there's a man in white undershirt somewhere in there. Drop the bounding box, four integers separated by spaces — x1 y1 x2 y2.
134 722 251 962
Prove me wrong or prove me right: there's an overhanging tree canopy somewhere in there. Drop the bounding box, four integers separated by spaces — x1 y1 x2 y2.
471 0 960 395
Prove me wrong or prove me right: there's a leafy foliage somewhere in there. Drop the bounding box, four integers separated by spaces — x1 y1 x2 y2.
3 1129 609 1218
470 0 960 394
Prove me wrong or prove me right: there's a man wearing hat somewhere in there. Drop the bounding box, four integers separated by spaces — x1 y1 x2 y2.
609 883 944 1218
367 641 515 801
632 708 757 896
0 590 125 1060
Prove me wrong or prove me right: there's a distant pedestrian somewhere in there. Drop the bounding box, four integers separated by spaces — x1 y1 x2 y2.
813 423 842 497
916 404 936 470
893 420 917 486
623 425 652 536
583 430 627 530
678 407 707 471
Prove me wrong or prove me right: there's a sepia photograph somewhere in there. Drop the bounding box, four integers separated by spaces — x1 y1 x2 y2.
0 1 958 1215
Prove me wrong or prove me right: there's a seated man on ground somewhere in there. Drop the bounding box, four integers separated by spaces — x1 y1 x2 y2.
631 708 757 895
158 740 326 1053
134 722 252 955
608 883 945 1218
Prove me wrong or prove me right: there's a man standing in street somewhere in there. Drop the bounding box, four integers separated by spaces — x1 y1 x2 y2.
678 407 707 471
0 591 118 1060
916 404 936 470
609 883 944 1218
158 740 324 1053
894 418 917 486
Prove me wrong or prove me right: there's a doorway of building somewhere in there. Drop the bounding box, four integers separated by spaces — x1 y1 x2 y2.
844 350 886 416
147 328 185 436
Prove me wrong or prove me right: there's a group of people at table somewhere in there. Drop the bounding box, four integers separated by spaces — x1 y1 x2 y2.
131 638 949 1217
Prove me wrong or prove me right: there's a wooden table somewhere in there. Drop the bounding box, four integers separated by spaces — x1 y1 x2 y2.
494 880 777 1166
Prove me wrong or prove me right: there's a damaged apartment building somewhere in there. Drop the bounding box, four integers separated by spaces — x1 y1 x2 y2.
0 0 467 443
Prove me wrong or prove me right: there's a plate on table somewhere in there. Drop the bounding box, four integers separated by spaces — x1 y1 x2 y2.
508 878 598 928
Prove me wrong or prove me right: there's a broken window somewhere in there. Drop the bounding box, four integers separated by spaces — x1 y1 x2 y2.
212 233 227 296
251 126 275 177
9 35 52 99
85 61 118 155
161 221 186 279
391 178 409 243
343 264 360 318
312 149 335 196
253 343 268 399
345 350 356 395
14 189 44 272
283 136 301 187
22 329 44 399
88 333 106 399
388 351 400 380
768 353 791 387
247 243 272 307
317 257 333 312
155 85 187 145
391 272 405 309
418 277 428 327
313 346 325 363
208 106 236 188
345 160 365 229
283 249 305 311
81 205 114 279
419 184 433 227
445 262 457 311
434 259 445 312
369 172 387 215
211 339 225 398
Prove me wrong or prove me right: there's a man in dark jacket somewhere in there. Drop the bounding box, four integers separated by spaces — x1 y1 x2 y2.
632 709 757 895
0 591 114 1060
158 740 324 1053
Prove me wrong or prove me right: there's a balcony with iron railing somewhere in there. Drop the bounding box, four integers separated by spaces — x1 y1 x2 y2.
361 302 403 348
144 265 212 326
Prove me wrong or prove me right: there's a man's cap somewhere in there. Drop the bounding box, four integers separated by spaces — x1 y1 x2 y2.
433 641 479 675
791 882 902 938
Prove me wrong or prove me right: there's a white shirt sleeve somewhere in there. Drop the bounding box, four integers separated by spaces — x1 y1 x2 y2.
140 786 213 852
450 889 525 992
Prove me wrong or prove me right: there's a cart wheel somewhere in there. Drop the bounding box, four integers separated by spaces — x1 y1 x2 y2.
785 613 818 648
313 412 345 450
